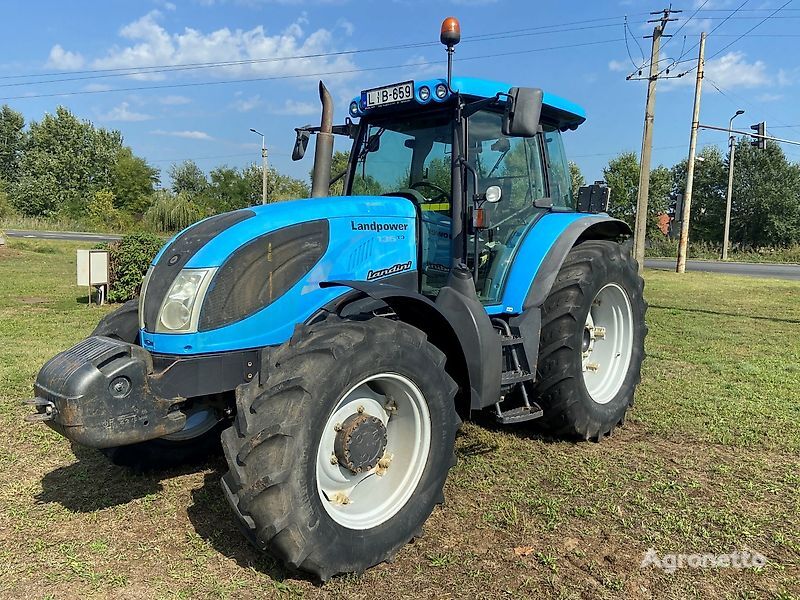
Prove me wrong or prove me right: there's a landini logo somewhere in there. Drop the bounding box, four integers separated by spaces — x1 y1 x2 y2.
367 261 412 281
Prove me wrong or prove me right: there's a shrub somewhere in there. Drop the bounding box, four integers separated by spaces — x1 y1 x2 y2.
101 232 164 303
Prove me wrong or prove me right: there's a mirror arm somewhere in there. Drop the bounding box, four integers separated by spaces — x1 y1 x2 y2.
462 93 508 118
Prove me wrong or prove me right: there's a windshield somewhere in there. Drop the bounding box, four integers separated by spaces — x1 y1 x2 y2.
350 112 452 209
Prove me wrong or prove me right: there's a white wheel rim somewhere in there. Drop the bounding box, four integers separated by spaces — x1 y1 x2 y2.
581 283 634 405
315 373 431 530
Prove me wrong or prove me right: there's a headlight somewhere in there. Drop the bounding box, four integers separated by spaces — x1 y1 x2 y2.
435 83 448 99
138 266 154 330
155 268 216 334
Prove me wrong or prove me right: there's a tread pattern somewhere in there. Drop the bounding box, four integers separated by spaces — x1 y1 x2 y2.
535 240 647 441
221 316 460 581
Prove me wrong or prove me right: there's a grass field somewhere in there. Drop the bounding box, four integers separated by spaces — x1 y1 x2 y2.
0 240 798 599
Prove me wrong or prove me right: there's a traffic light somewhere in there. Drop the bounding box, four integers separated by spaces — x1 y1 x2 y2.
750 121 767 150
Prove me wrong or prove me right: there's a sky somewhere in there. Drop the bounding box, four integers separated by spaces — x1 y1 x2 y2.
1 0 799 186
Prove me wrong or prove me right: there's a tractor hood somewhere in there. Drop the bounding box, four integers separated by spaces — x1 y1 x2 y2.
139 195 418 355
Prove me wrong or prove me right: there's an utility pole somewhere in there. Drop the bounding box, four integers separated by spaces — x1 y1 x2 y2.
632 7 679 271
250 128 269 204
722 109 744 261
676 32 706 274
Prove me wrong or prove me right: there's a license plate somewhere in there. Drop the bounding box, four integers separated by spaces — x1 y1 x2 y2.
363 81 414 109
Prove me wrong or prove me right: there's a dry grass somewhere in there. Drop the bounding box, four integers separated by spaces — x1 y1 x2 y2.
0 240 798 599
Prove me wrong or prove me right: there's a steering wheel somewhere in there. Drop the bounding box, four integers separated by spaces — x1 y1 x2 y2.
410 180 450 204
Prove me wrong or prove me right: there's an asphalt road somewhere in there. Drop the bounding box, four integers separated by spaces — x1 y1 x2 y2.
645 258 800 280
3 229 123 242
3 230 798 281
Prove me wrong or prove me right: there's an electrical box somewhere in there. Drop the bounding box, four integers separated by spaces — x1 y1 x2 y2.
577 181 611 214
77 249 109 286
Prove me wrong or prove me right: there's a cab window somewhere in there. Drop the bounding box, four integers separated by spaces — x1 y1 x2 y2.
543 125 573 209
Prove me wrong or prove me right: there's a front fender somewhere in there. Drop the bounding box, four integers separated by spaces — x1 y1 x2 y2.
320 277 501 412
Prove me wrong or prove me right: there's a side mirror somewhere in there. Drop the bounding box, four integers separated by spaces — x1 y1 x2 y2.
366 132 381 153
502 87 543 138
292 128 311 161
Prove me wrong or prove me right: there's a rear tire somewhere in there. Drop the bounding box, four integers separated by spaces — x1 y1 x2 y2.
534 240 646 440
221 316 459 581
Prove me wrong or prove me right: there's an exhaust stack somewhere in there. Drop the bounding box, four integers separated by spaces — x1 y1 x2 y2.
311 81 334 198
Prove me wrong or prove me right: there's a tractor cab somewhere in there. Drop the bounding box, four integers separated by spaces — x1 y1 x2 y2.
340 76 587 302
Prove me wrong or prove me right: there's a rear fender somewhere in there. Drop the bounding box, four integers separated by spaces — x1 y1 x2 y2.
511 215 632 376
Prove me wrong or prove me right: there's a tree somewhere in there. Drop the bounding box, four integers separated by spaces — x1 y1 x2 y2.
602 152 674 234
112 147 159 215
602 152 639 227
169 160 207 197
205 165 252 213
670 146 727 242
730 139 800 246
10 107 123 216
0 105 26 185
569 160 585 204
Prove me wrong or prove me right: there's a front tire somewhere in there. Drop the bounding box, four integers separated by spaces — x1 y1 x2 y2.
534 240 646 440
221 316 459 580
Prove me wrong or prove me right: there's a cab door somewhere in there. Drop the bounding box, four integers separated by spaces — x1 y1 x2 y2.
465 110 548 303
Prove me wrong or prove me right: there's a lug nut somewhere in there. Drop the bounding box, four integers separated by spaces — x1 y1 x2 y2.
330 454 338 465
357 405 365 414
334 422 342 432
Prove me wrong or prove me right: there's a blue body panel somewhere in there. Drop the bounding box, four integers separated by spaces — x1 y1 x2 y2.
484 212 595 316
351 76 586 129
141 196 417 355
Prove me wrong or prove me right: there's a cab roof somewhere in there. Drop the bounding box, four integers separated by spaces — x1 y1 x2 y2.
350 76 586 131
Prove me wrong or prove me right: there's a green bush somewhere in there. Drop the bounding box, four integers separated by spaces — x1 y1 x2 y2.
101 233 164 303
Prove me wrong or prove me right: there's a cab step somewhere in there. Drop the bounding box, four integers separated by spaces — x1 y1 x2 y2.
501 369 535 386
494 403 543 425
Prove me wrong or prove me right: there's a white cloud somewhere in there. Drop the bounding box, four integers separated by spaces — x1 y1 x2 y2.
608 59 629 73
232 93 262 112
160 94 192 105
97 102 153 122
47 44 85 70
665 51 770 91
51 10 357 85
152 129 214 140
704 52 769 88
272 99 317 115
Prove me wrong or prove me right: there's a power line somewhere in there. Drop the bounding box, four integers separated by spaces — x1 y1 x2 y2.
661 0 711 54
706 76 800 133
706 0 794 60
0 15 637 85
672 0 791 78
0 23 625 90
0 38 624 102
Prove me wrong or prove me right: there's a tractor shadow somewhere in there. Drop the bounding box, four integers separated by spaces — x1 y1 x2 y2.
186 468 319 586
649 303 800 325
36 444 166 511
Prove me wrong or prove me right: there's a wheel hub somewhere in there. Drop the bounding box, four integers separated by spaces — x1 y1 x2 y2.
334 413 387 474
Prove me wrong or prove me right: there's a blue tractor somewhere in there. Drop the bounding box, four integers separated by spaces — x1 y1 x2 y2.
30 18 646 580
